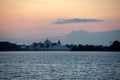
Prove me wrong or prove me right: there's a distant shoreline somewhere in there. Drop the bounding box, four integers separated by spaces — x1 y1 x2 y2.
0 50 120 52
0 40 120 51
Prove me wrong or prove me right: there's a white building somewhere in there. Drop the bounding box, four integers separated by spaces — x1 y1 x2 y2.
49 44 70 51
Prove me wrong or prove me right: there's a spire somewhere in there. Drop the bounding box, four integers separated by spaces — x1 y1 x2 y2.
58 40 61 45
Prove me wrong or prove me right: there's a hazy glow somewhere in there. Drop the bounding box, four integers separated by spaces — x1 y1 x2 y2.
0 0 120 42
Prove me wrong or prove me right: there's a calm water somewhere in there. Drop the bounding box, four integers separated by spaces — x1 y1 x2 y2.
0 51 120 80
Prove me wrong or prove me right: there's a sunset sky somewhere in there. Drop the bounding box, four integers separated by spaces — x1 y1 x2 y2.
0 0 120 44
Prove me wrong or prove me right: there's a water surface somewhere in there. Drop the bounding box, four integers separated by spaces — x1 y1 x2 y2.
0 51 120 80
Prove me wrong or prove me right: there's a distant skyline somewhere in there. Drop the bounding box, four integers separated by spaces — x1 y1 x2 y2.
0 0 120 44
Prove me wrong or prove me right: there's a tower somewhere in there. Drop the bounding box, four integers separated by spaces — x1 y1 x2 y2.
58 40 61 45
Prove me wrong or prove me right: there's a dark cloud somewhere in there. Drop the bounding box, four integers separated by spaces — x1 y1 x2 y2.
54 18 104 24
42 30 120 45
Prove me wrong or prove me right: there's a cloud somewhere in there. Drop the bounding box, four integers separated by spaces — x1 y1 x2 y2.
54 18 104 24
42 30 120 45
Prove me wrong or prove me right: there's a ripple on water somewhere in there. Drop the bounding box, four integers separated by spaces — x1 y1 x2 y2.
0 52 120 80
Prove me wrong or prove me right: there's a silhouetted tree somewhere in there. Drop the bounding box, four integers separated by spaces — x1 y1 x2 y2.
0 42 21 51
109 40 120 51
71 45 78 51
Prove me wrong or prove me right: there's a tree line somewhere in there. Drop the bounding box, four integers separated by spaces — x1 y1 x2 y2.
66 41 120 51
0 40 120 51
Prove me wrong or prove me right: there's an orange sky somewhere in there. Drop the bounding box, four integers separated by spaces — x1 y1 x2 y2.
0 0 120 42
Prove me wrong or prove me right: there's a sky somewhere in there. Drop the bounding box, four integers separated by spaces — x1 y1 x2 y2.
0 0 120 44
